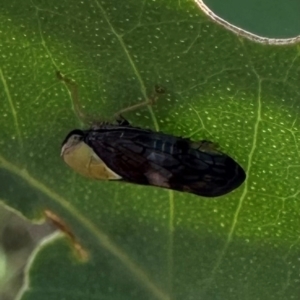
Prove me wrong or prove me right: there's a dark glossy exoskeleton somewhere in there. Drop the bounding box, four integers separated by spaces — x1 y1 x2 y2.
58 71 246 197
62 118 246 197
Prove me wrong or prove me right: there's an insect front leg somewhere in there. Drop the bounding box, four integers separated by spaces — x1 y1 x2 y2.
113 85 165 120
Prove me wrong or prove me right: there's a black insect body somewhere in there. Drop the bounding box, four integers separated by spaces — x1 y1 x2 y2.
62 121 246 197
58 71 246 197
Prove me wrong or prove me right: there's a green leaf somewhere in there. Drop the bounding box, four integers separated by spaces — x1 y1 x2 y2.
1 0 300 299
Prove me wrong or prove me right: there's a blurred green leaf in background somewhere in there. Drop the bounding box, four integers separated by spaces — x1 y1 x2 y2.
0 203 55 300
0 0 300 299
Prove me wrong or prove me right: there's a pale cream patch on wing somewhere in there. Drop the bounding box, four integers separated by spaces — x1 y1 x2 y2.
63 142 122 180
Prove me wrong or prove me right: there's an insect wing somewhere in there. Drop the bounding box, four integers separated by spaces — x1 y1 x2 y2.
86 128 155 184
178 148 245 196
85 127 245 197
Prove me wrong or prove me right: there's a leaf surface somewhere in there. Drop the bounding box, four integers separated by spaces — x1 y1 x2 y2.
0 0 300 299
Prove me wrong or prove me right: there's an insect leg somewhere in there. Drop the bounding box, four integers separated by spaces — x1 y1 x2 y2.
56 71 91 124
113 85 165 120
116 115 130 126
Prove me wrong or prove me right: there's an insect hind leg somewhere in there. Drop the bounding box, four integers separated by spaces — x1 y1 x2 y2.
56 71 92 125
115 115 130 126
113 85 165 120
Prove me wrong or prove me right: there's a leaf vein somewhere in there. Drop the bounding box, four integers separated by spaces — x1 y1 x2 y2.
0 68 23 151
94 0 159 131
0 155 170 300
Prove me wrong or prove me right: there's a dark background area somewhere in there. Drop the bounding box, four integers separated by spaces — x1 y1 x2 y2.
204 0 300 38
